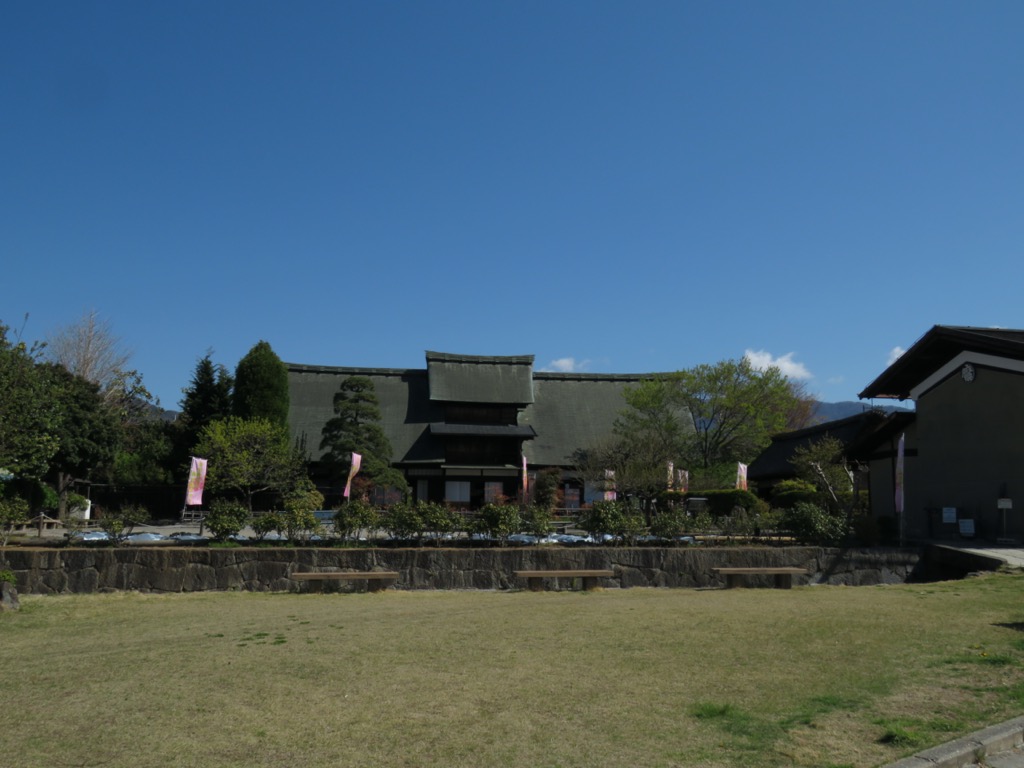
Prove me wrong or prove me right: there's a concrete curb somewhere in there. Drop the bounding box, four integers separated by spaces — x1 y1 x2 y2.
882 716 1024 768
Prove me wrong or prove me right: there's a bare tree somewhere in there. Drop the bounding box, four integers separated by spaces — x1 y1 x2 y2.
46 309 156 417
46 310 131 392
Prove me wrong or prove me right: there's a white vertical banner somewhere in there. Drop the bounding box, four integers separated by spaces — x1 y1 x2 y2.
667 461 674 489
344 452 362 499
677 469 689 493
736 462 748 491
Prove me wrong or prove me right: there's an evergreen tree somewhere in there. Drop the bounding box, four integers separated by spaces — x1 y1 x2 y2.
0 322 59 482
41 363 120 517
319 376 400 489
179 354 233 449
232 341 289 428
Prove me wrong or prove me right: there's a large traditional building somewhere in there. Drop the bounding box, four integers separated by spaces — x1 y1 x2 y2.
287 352 655 508
858 325 1024 542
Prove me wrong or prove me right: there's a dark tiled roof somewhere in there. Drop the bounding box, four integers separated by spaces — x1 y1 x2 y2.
859 325 1024 400
287 358 659 468
748 410 909 482
426 351 535 404
288 364 444 464
522 372 650 465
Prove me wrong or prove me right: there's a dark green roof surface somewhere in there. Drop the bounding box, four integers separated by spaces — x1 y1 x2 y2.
522 373 648 465
429 423 537 438
426 351 535 404
288 364 444 464
287 358 656 468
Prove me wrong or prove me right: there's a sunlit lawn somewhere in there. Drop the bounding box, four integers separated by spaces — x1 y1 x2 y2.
4 574 1024 768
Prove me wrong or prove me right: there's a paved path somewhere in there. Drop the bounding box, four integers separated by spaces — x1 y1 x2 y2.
881 717 1024 767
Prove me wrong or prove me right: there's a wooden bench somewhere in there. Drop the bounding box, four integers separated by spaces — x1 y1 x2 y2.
712 567 809 590
292 571 399 593
514 569 614 592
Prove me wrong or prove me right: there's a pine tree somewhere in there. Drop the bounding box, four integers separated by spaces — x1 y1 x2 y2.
319 376 395 485
178 353 234 455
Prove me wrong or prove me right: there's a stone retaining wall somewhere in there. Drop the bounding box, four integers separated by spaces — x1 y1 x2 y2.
2 546 923 594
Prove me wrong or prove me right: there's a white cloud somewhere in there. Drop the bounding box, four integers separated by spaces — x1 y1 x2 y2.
888 346 906 365
744 349 813 380
541 357 590 373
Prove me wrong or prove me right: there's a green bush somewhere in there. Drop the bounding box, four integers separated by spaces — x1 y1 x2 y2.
780 501 847 544
205 500 250 541
0 495 30 547
521 505 554 539
577 500 646 544
416 501 459 542
0 568 14 586
476 503 522 545
649 505 688 541
770 479 819 509
99 504 150 543
381 502 424 541
577 500 622 541
282 508 320 544
282 481 324 543
334 499 379 542
251 511 284 542
698 490 766 517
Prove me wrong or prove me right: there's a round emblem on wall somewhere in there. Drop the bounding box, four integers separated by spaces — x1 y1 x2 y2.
961 363 976 383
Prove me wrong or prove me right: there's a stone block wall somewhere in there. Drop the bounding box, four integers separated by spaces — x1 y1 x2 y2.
1 545 923 594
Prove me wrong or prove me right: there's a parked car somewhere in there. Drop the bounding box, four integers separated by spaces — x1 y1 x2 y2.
169 532 209 544
68 530 110 543
123 532 171 544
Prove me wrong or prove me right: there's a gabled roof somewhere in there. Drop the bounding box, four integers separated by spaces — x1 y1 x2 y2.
426 351 535 404
748 410 913 482
859 326 1024 400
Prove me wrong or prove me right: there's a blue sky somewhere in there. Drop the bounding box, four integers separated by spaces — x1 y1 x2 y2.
3 1 1023 410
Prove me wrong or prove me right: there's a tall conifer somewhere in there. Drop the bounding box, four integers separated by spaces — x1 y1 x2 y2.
232 341 289 428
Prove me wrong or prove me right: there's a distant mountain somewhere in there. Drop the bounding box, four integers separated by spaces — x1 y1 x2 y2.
812 400 912 423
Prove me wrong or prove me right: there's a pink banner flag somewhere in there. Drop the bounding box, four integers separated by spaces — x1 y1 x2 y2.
736 462 748 491
344 452 362 499
895 433 905 514
604 469 617 501
186 457 207 506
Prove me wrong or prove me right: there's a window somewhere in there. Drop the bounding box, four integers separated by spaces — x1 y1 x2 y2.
484 482 505 503
445 481 471 504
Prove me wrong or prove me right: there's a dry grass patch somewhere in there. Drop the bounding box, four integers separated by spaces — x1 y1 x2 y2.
4 575 1024 767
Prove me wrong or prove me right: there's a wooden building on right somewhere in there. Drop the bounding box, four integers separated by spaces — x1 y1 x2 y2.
859 325 1024 543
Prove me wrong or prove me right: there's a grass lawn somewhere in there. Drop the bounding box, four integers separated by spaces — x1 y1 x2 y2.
3 573 1024 768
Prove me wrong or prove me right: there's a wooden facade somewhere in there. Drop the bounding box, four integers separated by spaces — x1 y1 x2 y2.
287 351 655 508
